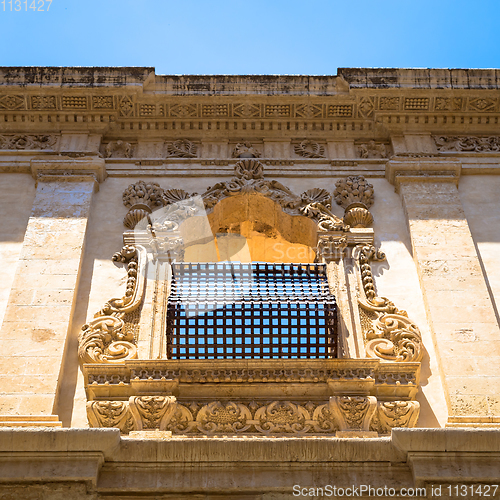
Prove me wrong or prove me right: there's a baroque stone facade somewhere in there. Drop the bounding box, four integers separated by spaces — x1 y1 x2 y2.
0 67 500 498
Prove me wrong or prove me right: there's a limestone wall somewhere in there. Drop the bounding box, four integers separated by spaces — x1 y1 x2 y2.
0 173 35 327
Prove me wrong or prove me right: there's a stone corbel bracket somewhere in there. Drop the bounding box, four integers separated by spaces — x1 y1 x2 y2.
78 245 147 364
385 157 462 193
30 155 107 189
354 244 423 362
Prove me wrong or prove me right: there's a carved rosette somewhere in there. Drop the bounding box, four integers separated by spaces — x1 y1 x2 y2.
355 245 423 362
78 246 145 364
334 175 374 228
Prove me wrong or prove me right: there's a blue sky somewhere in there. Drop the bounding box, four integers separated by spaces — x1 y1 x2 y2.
0 0 499 74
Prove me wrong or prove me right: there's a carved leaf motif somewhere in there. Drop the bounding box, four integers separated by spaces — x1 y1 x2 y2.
166 139 198 158
434 135 500 152
87 401 133 433
329 395 377 431
78 316 138 364
129 396 177 430
377 401 420 432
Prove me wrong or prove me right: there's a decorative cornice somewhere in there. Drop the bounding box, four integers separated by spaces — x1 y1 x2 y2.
385 157 462 191
30 155 107 185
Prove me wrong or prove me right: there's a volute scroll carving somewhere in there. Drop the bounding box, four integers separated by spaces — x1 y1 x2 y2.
355 245 423 363
78 245 146 364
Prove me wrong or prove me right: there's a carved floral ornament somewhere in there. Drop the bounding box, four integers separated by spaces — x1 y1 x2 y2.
434 135 500 152
78 159 423 369
0 134 57 150
87 396 419 435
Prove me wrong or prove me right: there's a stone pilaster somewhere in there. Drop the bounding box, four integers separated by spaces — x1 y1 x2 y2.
0 157 105 425
387 158 500 426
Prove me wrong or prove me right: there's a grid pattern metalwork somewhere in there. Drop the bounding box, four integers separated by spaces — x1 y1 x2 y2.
166 262 337 359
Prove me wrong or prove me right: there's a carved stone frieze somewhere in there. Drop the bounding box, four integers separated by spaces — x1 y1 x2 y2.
78 245 145 364
86 396 419 435
231 142 261 158
165 139 197 158
0 134 56 150
434 135 500 152
357 140 388 159
355 245 423 362
334 175 374 228
105 140 133 158
293 140 326 158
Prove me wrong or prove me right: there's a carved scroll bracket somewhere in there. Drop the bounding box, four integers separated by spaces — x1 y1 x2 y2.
354 244 423 362
78 245 147 364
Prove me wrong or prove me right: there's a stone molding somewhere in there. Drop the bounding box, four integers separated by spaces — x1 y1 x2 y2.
82 359 421 435
1 427 499 496
30 155 107 185
86 395 420 436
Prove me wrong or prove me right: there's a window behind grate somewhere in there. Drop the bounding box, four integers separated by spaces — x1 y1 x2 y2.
166 262 337 359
